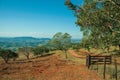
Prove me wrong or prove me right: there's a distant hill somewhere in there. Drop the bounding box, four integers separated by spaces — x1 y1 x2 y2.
0 37 81 50
71 39 81 43
0 37 50 50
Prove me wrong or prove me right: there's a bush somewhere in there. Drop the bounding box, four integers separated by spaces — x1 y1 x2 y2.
0 49 18 63
33 46 49 57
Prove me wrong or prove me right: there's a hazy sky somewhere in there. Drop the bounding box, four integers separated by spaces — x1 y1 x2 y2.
0 0 84 39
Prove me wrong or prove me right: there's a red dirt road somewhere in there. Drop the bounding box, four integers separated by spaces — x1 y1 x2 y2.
68 50 88 59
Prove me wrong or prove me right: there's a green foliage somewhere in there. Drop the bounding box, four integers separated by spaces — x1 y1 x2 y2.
48 32 72 58
80 37 92 52
64 0 76 10
48 32 72 51
46 40 58 51
71 43 81 51
0 48 18 63
0 37 50 50
65 0 120 52
33 46 49 56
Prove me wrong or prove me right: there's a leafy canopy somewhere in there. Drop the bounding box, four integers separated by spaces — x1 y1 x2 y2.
48 32 72 51
0 48 18 63
65 0 120 50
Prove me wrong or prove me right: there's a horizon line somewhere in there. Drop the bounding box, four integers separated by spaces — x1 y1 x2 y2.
0 36 81 39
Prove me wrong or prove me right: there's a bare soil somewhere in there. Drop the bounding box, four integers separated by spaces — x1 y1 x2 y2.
0 51 102 80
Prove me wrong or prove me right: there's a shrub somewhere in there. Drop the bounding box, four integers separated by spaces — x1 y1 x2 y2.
33 46 49 57
0 48 18 63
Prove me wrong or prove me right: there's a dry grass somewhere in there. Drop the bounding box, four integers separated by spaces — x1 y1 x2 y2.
0 50 102 80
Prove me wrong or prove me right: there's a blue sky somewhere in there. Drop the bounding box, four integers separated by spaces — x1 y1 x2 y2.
0 0 83 39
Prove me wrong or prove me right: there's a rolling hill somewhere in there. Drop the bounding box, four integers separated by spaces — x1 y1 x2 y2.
0 37 81 50
0 37 50 50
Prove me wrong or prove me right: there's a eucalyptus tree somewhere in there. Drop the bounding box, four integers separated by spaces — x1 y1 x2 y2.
46 40 57 51
65 0 120 52
49 32 72 58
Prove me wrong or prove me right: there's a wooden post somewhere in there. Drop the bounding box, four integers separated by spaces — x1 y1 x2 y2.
97 62 98 72
86 55 91 69
103 57 106 79
114 59 117 80
86 55 88 68
88 55 91 69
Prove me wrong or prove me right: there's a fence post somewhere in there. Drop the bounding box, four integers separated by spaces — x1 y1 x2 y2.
97 62 98 72
114 59 117 80
86 55 88 68
88 55 91 69
86 55 91 69
103 57 106 79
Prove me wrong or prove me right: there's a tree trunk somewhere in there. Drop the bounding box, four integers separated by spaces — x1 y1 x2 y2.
26 55 29 60
87 47 90 53
107 47 110 53
64 50 68 59
13 58 16 61
107 44 110 53
4 58 8 63
5 60 8 63
119 45 120 51
102 47 105 53
24 52 30 60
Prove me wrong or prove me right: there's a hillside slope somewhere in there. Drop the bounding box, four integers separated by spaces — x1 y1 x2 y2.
0 37 50 50
0 52 102 80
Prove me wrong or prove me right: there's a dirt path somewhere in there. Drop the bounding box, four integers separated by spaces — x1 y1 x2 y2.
68 50 86 58
0 52 102 80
